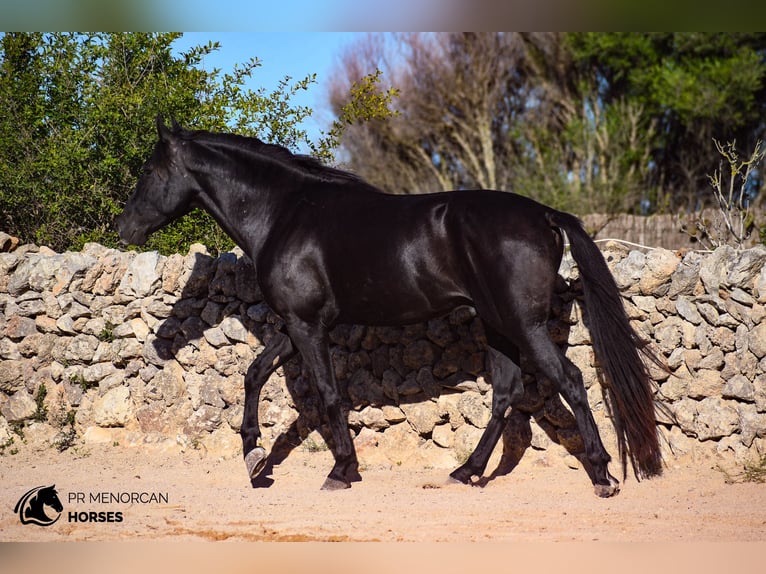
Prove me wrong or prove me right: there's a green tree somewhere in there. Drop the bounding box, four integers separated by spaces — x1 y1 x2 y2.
0 33 330 255
567 33 766 211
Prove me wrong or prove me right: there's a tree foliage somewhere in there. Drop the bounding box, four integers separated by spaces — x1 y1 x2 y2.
329 32 766 216
0 33 336 255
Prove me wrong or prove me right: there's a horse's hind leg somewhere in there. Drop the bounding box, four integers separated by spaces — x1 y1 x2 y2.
285 319 361 490
449 328 523 484
241 331 296 480
521 325 619 497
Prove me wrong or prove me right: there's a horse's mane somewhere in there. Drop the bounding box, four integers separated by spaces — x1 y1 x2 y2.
174 125 369 186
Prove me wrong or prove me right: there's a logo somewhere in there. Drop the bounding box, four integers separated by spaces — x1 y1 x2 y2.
14 485 64 526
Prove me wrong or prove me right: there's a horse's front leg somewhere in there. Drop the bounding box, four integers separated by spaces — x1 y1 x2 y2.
241 331 296 481
285 319 361 490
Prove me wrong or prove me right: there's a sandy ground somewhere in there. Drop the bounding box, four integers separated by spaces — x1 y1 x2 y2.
3 440 766 544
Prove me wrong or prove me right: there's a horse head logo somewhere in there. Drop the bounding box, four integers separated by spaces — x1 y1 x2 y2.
14 485 64 526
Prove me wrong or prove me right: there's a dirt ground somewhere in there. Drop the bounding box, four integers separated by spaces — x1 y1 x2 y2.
3 440 766 544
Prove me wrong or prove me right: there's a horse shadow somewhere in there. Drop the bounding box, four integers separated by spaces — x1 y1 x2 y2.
153 250 595 488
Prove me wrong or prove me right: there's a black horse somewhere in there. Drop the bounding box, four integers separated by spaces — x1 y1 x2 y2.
115 117 662 497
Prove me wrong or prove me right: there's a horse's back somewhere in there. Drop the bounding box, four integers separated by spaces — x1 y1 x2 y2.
260 186 563 327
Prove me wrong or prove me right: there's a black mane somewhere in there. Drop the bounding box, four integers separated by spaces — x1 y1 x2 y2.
174 125 370 186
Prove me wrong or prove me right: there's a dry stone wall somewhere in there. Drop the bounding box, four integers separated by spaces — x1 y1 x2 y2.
1 235 766 473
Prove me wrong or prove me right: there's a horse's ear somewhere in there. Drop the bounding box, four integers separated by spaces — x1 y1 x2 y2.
171 116 181 132
156 115 173 143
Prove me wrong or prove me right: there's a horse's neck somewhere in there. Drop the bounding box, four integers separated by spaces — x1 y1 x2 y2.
27 495 44 514
195 165 300 260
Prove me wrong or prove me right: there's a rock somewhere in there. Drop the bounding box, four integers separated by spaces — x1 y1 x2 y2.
675 297 702 324
220 315 248 343
756 265 766 303
358 406 389 430
653 317 684 354
203 326 229 347
93 386 133 427
63 334 100 363
457 391 490 428
727 247 766 288
378 422 422 464
699 245 734 295
688 369 724 400
695 397 740 441
118 251 163 298
0 231 19 252
402 340 438 371
183 404 223 436
668 252 702 297
738 403 765 447
723 375 755 402
1 390 37 422
5 315 37 339
748 322 766 358
400 401 443 436
82 362 118 384
431 423 453 448
638 249 679 295
145 360 186 406
613 250 645 290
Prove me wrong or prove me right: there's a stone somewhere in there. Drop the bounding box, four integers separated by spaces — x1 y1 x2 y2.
687 369 724 400
145 360 186 406
426 318 454 348
1 390 37 422
638 249 679 295
723 375 755 402
128 317 151 342
183 405 223 436
727 247 766 288
118 251 163 298
5 315 37 339
738 403 765 447
747 321 766 359
428 423 451 448
93 386 133 427
653 317 684 354
699 245 734 295
757 265 766 303
378 422 423 465
452 424 484 463
82 362 118 384
402 340 438 371
457 390 490 428
64 334 100 363
675 297 702 324
612 250 645 290
381 405 406 424
668 252 702 298
673 398 698 437
697 348 724 370
203 326 229 347
358 406 389 430
346 369 384 406
220 315 249 343
401 401 443 436
695 397 740 441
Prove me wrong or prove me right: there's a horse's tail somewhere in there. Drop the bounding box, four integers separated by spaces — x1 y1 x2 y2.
548 210 663 480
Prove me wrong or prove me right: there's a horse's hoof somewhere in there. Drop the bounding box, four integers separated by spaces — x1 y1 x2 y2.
594 479 620 498
448 468 474 485
245 447 268 479
321 476 351 490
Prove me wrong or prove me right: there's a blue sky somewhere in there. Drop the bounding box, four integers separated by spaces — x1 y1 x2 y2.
172 32 364 145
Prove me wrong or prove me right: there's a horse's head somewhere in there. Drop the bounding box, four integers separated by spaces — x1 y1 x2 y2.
115 116 198 246
38 485 64 513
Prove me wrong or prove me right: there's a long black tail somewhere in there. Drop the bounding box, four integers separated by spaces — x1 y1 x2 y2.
549 210 663 480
